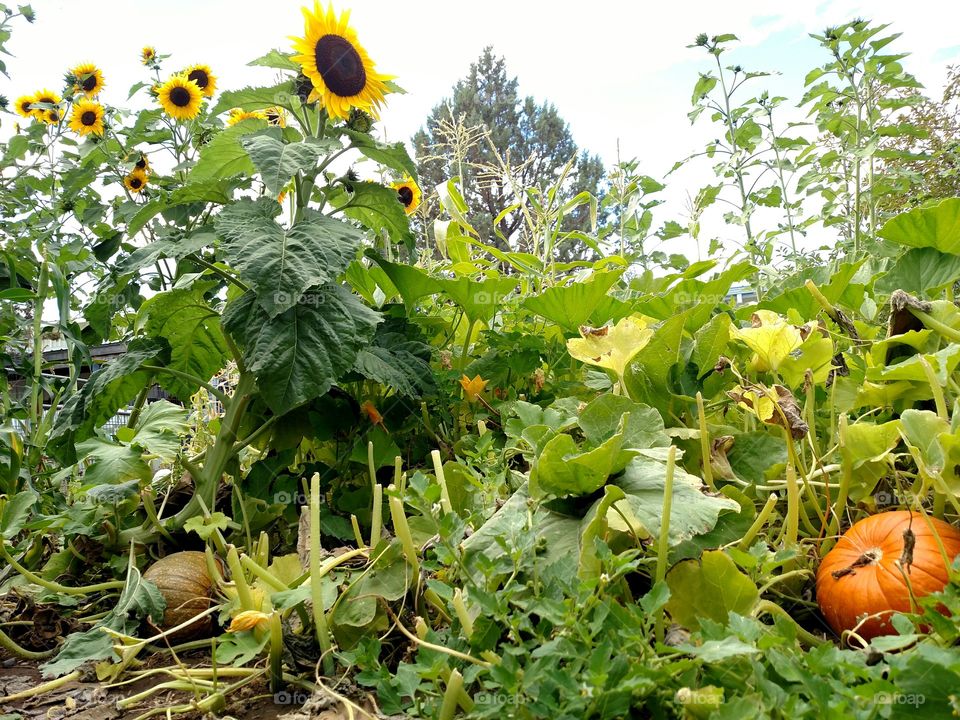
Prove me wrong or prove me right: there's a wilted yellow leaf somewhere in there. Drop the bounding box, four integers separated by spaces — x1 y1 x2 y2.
566 316 653 381
731 310 813 373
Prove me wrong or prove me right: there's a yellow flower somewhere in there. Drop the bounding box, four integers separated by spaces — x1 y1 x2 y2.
14 94 36 119
264 106 287 127
68 99 105 136
124 168 149 194
227 610 271 633
392 178 421 215
141 46 156 65
459 375 488 402
70 62 105 97
156 75 203 121
290 2 392 120
184 64 217 97
133 152 149 172
32 89 61 123
566 316 654 383
226 108 267 126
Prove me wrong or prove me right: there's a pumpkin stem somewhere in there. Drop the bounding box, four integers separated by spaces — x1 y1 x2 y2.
831 548 881 579
899 527 916 572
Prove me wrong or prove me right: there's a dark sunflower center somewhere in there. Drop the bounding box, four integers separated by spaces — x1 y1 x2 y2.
81 110 97 126
81 74 97 92
187 69 209 89
20 101 31 112
397 187 414 206
169 86 192 107
130 178 143 189
314 35 366 97
136 157 147 169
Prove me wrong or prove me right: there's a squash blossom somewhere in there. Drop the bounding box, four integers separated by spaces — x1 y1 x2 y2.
459 374 488 402
227 610 271 633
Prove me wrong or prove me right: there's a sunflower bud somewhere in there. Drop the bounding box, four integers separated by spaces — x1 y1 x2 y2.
695 33 709 46
293 73 313 104
0 96 7 111
347 108 374 133
21 6 35 22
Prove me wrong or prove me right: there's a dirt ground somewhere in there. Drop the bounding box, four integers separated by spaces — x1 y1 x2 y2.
0 659 385 720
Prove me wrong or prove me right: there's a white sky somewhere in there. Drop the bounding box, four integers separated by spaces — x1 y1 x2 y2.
3 0 960 262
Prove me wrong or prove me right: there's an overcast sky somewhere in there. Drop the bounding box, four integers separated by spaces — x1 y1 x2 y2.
4 0 960 262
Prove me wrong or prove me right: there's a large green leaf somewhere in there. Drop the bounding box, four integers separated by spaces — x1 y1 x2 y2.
190 118 268 182
341 128 418 180
117 231 214 275
223 285 380 414
352 343 435 399
141 286 228 399
365 251 441 309
615 455 739 544
119 400 190 460
338 181 414 249
878 198 960 254
437 276 518 324
622 312 688 414
875 247 960 297
216 197 363 317
577 394 670 450
522 270 623 332
210 81 298 117
530 431 628 499
76 438 152 488
664 550 759 629
240 128 326 197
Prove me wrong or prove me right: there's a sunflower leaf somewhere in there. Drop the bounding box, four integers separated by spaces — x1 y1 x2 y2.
222 285 381 414
241 128 322 197
190 118 267 183
215 197 364 317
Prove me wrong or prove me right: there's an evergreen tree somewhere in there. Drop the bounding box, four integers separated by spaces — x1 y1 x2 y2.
412 47 604 258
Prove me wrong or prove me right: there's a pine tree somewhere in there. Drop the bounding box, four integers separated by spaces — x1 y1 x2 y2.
412 47 604 258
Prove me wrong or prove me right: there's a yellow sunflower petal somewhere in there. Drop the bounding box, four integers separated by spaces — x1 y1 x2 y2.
184 64 217 98
157 75 203 121
290 2 392 121
124 168 149 194
14 94 36 119
392 178 421 215
70 63 105 98
68 99 105 136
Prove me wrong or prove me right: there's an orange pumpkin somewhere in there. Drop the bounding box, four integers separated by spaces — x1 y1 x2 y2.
816 511 960 641
143 550 218 640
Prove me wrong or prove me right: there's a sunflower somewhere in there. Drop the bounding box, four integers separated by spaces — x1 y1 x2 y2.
133 152 150 172
141 46 156 65
124 168 149 193
68 99 105 136
226 108 266 126
392 178 421 215
70 63 105 97
264 106 287 127
14 93 36 119
290 2 391 121
156 76 203 120
183 64 216 98
32 89 60 121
